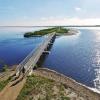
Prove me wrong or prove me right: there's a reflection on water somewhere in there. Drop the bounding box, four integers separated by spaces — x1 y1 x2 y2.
92 31 100 90
0 27 100 90
43 29 100 90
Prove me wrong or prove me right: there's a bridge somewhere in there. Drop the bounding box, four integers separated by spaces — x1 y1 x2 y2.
15 33 56 77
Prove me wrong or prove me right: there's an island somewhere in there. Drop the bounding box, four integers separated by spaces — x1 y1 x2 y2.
24 27 77 37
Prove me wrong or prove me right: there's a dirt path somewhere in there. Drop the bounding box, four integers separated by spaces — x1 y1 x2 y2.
0 77 26 100
0 71 15 81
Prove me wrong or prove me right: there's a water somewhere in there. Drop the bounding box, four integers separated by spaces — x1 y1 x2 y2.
43 28 100 90
0 27 100 90
0 27 45 67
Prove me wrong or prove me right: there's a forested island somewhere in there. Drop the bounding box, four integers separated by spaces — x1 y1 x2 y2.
24 27 77 37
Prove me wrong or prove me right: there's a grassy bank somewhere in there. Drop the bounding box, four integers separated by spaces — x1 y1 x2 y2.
0 77 11 91
17 75 70 100
24 27 69 37
0 65 15 92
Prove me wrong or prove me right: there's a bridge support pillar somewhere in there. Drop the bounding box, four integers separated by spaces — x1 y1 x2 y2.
43 51 50 54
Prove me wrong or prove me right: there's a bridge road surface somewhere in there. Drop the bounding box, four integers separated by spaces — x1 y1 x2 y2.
15 33 56 77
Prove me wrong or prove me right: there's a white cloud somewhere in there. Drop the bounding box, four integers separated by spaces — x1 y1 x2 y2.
75 7 81 11
36 17 100 26
1 17 100 26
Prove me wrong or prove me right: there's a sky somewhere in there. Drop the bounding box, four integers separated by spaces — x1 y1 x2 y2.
0 0 100 26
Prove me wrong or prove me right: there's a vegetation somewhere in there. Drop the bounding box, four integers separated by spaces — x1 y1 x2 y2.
0 63 11 91
24 27 69 37
17 75 70 100
0 76 11 91
2 65 9 72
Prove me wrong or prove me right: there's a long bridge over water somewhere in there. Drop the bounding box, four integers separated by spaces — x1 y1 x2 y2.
15 33 56 77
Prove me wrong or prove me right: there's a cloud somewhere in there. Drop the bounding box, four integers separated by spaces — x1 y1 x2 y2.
1 17 100 26
75 7 81 11
36 17 100 26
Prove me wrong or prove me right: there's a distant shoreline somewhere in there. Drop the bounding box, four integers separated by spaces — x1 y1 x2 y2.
0 25 100 27
24 27 78 38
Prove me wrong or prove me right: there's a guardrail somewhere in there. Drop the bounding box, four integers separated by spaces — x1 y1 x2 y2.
15 33 56 76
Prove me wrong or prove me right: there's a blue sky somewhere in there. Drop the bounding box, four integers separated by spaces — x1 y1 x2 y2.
0 0 100 25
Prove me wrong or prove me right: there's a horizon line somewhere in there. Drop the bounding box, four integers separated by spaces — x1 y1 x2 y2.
0 25 100 27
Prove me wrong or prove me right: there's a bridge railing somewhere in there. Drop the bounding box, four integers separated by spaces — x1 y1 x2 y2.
15 33 56 76
15 38 45 75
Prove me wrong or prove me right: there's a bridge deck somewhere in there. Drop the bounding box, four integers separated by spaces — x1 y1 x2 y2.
15 33 56 76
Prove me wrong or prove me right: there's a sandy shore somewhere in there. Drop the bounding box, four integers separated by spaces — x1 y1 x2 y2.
33 68 100 100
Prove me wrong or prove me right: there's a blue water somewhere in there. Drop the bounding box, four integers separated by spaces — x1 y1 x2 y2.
43 29 100 89
0 27 44 67
0 27 100 90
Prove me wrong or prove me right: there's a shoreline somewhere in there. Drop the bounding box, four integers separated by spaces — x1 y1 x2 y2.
24 27 75 37
24 29 79 37
0 64 99 94
33 68 100 100
57 28 79 36
0 65 100 99
34 68 100 93
25 28 79 37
